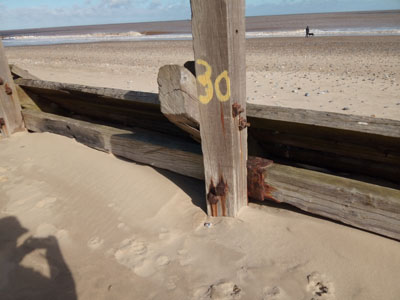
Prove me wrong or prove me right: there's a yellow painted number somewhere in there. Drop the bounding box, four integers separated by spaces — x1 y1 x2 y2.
196 59 214 104
196 59 231 104
215 70 231 102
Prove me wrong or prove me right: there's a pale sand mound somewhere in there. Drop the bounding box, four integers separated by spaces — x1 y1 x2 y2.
1 132 400 299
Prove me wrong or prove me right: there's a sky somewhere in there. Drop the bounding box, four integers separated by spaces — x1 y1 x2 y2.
0 0 399 30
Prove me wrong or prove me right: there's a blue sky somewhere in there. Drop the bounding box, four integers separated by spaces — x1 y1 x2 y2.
0 0 399 30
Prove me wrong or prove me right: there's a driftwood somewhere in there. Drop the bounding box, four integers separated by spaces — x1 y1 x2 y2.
22 108 400 240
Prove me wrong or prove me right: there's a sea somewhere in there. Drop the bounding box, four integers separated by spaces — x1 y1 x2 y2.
1 10 399 47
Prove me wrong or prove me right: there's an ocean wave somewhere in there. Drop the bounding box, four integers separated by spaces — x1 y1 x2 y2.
2 28 400 46
246 28 400 38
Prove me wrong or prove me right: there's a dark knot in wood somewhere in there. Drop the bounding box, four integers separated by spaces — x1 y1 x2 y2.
0 77 3 85
0 118 5 126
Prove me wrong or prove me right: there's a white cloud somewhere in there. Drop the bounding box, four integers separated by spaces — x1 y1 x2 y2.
0 0 192 30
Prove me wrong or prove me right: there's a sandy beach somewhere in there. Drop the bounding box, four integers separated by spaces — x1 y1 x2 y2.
1 132 400 300
1 35 400 300
5 36 400 120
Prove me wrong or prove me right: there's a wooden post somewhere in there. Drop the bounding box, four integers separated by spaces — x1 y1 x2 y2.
0 41 24 137
190 0 247 217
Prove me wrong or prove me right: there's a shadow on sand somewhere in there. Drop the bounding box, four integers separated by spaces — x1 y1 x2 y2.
0 216 77 300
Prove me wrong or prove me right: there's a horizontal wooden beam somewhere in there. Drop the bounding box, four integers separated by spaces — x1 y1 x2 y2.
158 65 400 184
15 73 400 183
23 109 204 179
22 109 400 240
15 77 400 138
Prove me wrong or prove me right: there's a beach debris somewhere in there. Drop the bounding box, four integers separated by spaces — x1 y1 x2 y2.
204 222 212 228
307 272 332 298
304 93 310 97
357 122 369 126
291 89 298 93
342 107 350 111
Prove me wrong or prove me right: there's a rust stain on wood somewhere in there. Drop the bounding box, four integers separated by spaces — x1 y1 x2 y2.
4 83 12 95
232 102 244 118
216 176 228 216
219 102 226 137
247 156 280 202
238 116 250 131
207 177 228 216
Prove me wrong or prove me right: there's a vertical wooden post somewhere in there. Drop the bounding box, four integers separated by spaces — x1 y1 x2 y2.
190 0 247 217
0 40 24 137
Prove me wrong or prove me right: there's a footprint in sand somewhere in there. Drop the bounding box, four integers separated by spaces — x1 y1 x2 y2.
87 236 104 250
194 281 241 300
114 238 148 268
262 286 287 300
165 275 179 290
156 255 170 266
306 272 335 300
117 222 130 232
35 196 57 209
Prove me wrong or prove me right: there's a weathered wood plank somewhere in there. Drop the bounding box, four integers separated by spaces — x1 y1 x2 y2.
263 162 400 240
22 108 400 240
15 78 159 105
16 77 400 139
158 64 400 183
22 109 204 179
9 64 39 80
158 64 200 142
247 104 400 139
0 41 24 137
191 0 247 217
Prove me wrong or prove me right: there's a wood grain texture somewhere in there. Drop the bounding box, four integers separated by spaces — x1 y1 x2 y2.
22 108 400 240
191 0 247 216
264 163 400 240
16 77 400 139
22 109 204 179
158 64 201 142
9 64 40 80
0 41 24 137
156 64 400 183
248 104 400 139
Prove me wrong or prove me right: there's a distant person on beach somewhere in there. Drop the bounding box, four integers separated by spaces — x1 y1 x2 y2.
306 26 310 37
